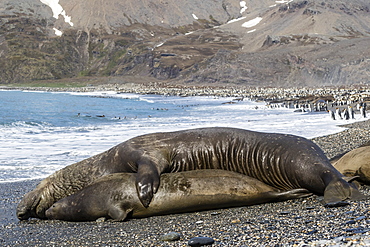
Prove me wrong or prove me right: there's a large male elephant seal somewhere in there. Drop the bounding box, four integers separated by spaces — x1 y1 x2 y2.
45 170 311 221
17 127 365 220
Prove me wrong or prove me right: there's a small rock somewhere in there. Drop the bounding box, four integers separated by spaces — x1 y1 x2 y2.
324 201 350 208
159 232 181 241
188 237 215 246
95 217 106 223
306 229 318 235
280 211 290 215
344 220 356 225
333 236 344 243
355 216 366 221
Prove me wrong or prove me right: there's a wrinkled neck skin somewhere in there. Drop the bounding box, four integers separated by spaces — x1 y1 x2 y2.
165 131 327 192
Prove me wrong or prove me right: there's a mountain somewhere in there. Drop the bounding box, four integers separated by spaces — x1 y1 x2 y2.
0 0 369 86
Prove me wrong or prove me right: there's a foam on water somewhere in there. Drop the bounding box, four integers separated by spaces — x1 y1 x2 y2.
0 90 366 183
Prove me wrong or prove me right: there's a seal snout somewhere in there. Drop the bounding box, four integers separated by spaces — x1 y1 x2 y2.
45 208 52 219
16 207 30 220
45 204 57 219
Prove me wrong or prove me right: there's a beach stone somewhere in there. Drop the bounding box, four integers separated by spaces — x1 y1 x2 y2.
306 229 318 235
324 201 350 208
95 217 106 223
188 237 215 246
280 211 290 215
344 220 356 225
159 232 181 241
333 146 370 185
355 216 366 221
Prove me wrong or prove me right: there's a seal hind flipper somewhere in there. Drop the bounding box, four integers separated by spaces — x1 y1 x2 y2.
323 177 368 204
273 188 312 201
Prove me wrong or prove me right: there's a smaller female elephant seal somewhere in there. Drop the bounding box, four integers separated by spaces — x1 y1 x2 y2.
45 170 311 221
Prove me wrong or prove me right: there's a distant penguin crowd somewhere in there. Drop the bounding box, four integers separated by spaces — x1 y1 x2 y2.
329 102 367 120
266 97 368 121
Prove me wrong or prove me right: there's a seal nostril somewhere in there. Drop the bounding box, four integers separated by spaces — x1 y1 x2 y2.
17 213 28 220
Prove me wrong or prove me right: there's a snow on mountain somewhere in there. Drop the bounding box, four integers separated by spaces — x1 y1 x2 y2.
40 0 73 26
0 0 370 86
241 17 262 28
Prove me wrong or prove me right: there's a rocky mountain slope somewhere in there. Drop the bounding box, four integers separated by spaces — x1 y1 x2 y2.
0 0 369 86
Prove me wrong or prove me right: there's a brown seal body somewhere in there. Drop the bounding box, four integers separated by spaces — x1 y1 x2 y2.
17 127 365 220
333 146 370 185
45 170 311 221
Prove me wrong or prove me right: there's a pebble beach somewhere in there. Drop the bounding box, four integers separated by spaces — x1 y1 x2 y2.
1 83 370 246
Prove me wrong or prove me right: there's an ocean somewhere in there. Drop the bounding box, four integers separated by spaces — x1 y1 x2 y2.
0 90 364 183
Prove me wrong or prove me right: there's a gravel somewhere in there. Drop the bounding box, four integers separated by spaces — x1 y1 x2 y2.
312 120 370 161
1 181 369 246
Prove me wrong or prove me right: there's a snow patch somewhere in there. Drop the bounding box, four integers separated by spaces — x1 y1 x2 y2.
40 0 74 26
53 28 63 36
192 14 199 20
227 16 246 24
276 0 294 3
240 1 248 14
247 29 256 33
242 17 262 28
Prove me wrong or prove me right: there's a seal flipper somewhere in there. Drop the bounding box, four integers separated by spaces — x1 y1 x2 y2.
274 188 312 201
135 162 160 208
323 177 368 205
108 206 133 222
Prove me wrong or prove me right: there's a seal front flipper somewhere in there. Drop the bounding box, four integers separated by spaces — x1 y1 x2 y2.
135 163 160 208
108 206 133 222
323 177 368 205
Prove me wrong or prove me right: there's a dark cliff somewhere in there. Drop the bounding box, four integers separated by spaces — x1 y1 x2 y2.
0 0 369 86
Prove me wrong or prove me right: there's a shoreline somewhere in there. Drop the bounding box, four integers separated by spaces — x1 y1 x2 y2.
2 81 370 101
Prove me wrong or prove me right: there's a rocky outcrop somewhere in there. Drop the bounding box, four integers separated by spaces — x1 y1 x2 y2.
0 0 370 86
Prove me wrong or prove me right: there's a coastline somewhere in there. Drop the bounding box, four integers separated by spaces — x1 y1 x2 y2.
2 81 370 101
1 83 370 246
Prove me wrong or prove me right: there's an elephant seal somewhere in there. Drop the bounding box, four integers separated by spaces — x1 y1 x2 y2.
333 146 370 185
45 170 311 221
17 127 365 220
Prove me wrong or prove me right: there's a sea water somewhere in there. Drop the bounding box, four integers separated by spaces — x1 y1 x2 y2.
0 90 364 183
